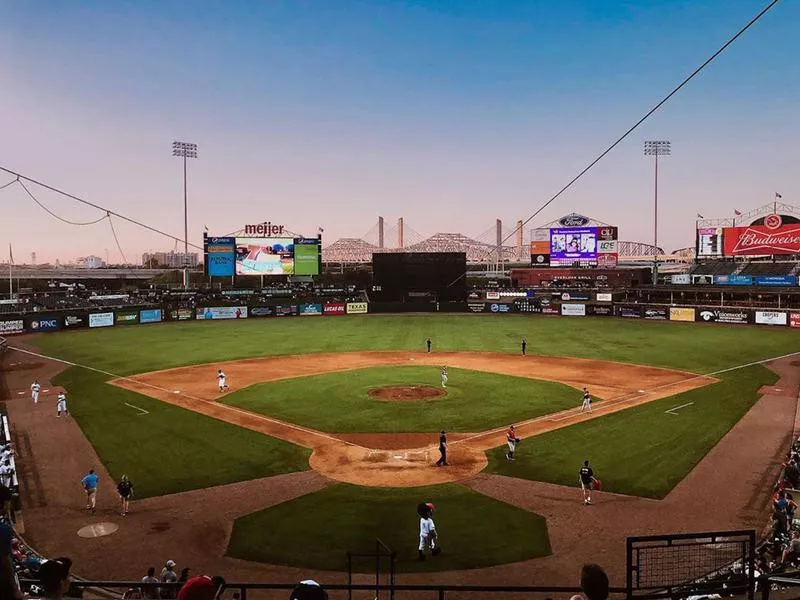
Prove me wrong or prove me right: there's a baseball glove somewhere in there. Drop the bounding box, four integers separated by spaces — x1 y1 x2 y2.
515 438 521 444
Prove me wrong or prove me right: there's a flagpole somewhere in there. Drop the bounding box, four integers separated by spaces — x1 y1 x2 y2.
8 245 12 298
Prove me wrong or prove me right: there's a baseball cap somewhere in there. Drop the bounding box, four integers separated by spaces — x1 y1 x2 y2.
290 580 327 600
166 560 176 568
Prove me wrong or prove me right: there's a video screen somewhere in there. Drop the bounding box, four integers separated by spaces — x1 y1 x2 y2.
235 238 295 275
550 227 597 266
293 239 320 275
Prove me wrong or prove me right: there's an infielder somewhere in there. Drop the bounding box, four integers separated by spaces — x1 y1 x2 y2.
217 369 229 392
56 392 68 417
505 425 521 461
581 388 592 413
417 502 440 560
31 380 41 404
440 366 448 388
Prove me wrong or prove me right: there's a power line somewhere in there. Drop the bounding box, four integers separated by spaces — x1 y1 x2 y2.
107 214 128 264
16 179 108 226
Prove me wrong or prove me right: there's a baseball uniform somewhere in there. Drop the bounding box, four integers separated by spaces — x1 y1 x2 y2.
31 382 40 404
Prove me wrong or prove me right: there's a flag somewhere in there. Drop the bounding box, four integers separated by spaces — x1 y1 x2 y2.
776 193 782 199
734 210 742 216
203 225 209 232
696 213 704 219
318 227 324 233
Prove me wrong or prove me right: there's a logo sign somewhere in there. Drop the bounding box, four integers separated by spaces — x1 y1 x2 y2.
692 275 714 285
299 303 323 316
89 312 115 328
64 314 88 328
205 236 236 277
670 307 696 322
755 311 787 326
115 311 139 325
615 305 642 318
713 275 753 286
561 303 586 316
754 275 796 286
590 305 612 316
139 309 162 324
170 308 194 321
531 254 550 266
597 253 619 268
541 306 560 315
486 291 500 300
764 213 783 230
275 304 298 317
671 274 691 284
596 293 613 302
346 302 369 314
243 222 285 236
250 306 275 317
197 306 248 320
489 303 512 313
29 317 61 331
0 319 24 335
597 240 617 253
724 224 800 256
467 302 486 313
644 307 668 320
323 303 346 315
790 313 800 328
697 309 749 325
558 214 590 227
597 227 618 241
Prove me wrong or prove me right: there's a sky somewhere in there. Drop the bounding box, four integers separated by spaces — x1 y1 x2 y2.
0 0 797 264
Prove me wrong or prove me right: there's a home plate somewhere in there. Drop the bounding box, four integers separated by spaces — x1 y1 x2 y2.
393 455 404 459
174 390 181 394
638 390 646 393
77 522 119 539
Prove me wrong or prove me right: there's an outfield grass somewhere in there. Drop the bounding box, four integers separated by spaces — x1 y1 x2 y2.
486 365 778 499
33 315 800 375
227 483 551 571
53 368 311 498
221 366 579 432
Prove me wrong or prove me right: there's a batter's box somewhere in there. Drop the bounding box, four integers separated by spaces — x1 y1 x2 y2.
366 451 390 462
401 451 430 463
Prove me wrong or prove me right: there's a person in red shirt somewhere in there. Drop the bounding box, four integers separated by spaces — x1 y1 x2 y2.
177 575 226 600
505 425 520 461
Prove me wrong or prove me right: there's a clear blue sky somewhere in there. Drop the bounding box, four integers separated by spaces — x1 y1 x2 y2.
0 0 796 263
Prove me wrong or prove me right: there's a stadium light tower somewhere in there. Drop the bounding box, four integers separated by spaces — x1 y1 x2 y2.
644 140 670 285
172 141 197 288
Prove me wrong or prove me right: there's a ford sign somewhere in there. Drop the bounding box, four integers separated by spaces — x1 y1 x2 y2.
558 214 590 227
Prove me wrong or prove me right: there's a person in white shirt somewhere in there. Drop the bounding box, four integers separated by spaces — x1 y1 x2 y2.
56 392 68 417
417 502 441 560
217 370 228 392
0 460 13 489
31 381 41 404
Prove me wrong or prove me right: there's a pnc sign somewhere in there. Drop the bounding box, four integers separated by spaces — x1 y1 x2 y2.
243 222 285 237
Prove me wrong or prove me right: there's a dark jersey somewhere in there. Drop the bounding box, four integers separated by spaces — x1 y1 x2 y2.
117 480 133 497
439 434 447 449
579 466 594 484
583 391 590 401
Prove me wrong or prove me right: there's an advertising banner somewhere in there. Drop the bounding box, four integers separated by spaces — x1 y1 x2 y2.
485 291 500 300
541 306 560 315
196 306 248 320
530 254 550 266
588 305 613 316
275 304 298 317
596 254 618 268
670 307 696 322
467 302 486 313
713 275 753 286
697 309 750 325
561 303 586 316
299 303 323 316
487 303 513 313
644 307 668 320
294 239 321 276
755 310 788 326
597 226 618 241
723 224 800 256
692 275 714 284
249 306 275 318
596 293 613 302
205 236 236 277
89 312 115 328
346 302 369 314
323 303 347 316
597 240 618 254
115 311 140 325
529 240 550 254
671 274 691 284
615 305 642 318
0 319 24 335
790 313 800 328
64 313 89 329
139 309 163 324
754 275 796 286
170 308 194 321
561 292 590 301
26 315 62 332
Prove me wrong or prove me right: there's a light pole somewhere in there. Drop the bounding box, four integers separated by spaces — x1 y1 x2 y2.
644 140 670 285
172 141 197 289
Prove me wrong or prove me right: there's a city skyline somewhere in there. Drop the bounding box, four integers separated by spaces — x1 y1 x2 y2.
1 1 797 263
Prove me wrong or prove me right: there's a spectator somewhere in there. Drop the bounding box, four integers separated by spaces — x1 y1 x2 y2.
178 568 191 585
570 563 609 600
786 460 800 489
289 580 328 600
782 530 800 565
176 575 225 600
0 460 13 489
0 520 23 600
38 557 73 600
160 560 179 598
141 567 160 599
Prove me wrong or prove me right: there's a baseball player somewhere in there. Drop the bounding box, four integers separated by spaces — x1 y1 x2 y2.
81 468 99 513
505 425 521 461
56 392 68 417
521 338 527 356
217 369 228 392
579 460 596 505
440 366 448 389
580 388 592 413
31 380 41 404
426 338 432 353
417 502 440 560
435 431 448 467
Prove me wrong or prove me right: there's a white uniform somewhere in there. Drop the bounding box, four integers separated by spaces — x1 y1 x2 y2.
419 517 436 551
57 392 68 416
581 391 592 413
441 368 448 388
31 382 40 404
218 372 227 391
0 462 13 488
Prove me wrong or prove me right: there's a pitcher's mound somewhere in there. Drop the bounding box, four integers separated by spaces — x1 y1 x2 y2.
369 385 445 402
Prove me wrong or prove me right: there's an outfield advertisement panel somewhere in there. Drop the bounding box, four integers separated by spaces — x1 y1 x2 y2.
670 307 696 322
696 309 750 325
26 315 62 332
139 309 163 324
755 311 787 326
754 275 796 286
346 302 369 314
323 303 346 315
790 313 800 328
249 306 275 318
596 293 613 302
170 308 194 321
299 303 323 316
513 299 540 313
561 303 586 316
275 305 298 317
197 306 248 320
487 303 513 313
116 311 140 325
644 307 668 320
0 319 24 335
89 312 115 328
588 305 613 316
467 302 486 313
614 305 642 318
64 313 89 328
713 275 753 286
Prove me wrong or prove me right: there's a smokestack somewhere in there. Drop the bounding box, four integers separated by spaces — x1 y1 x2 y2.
398 217 404 249
516 219 523 260
496 219 502 248
378 216 384 249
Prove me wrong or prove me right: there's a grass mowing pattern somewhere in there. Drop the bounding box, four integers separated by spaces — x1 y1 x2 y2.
486 366 778 499
227 483 551 572
221 366 580 432
53 368 311 498
34 315 800 375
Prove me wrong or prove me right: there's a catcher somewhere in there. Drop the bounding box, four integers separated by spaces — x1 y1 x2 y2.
505 425 521 461
417 502 441 560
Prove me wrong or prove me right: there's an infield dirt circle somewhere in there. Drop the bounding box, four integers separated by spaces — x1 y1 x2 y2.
369 384 446 401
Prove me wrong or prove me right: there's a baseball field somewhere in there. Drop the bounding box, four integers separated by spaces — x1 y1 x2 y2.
6 314 799 581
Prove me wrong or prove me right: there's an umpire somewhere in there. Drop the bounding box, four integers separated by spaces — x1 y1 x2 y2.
435 431 448 467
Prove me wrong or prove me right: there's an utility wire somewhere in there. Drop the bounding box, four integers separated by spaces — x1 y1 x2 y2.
107 213 128 264
470 0 781 280
17 179 109 226
0 166 204 251
0 178 17 191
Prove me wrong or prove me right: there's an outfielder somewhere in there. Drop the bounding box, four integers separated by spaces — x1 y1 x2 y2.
581 388 592 413
440 366 448 388
56 392 68 417
505 425 521 461
417 502 441 560
31 380 40 404
217 369 229 392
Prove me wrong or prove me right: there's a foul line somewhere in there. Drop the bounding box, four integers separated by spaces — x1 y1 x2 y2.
665 402 694 415
124 402 149 416
8 345 363 451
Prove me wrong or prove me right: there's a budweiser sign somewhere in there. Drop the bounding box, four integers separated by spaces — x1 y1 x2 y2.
724 225 800 256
